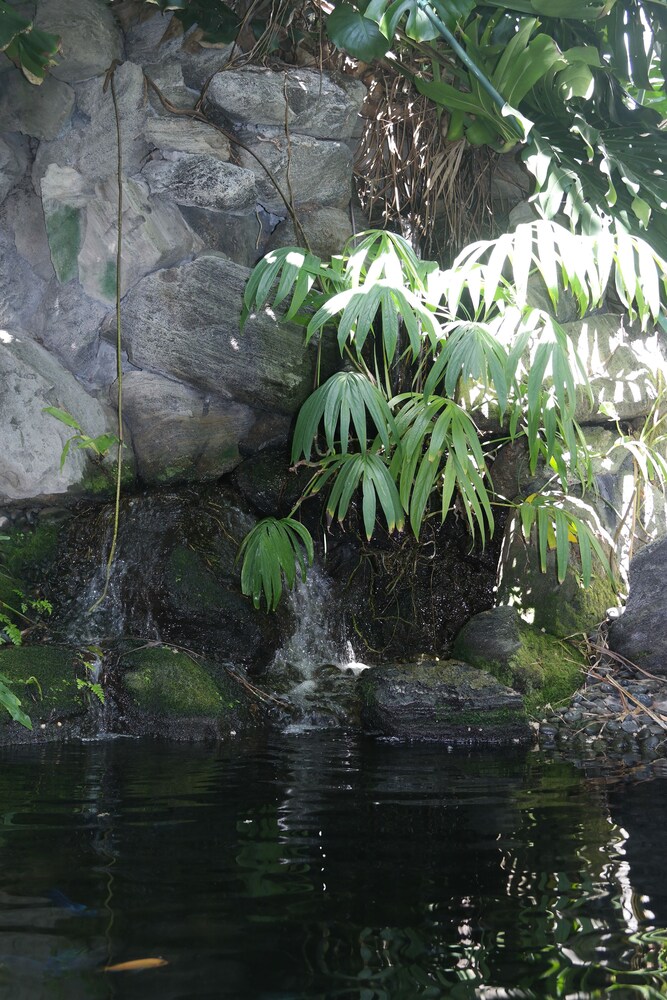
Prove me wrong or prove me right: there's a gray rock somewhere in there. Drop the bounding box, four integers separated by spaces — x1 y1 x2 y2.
124 11 231 91
117 370 256 483
178 205 260 267
33 61 148 184
453 606 521 668
38 280 110 374
266 206 353 258
570 314 667 423
41 164 202 303
0 64 74 139
34 0 122 83
1 180 54 281
144 116 231 159
0 134 29 206
124 9 184 65
358 659 531 743
142 153 256 211
608 537 667 675
452 606 585 703
119 252 333 414
206 67 365 139
238 129 354 215
0 227 49 335
0 330 119 502
144 59 198 111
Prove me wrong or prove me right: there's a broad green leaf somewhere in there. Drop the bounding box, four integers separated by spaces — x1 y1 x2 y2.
0 675 32 730
237 517 314 611
326 4 390 60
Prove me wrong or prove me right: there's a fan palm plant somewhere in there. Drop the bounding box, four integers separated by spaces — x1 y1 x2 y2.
238 220 667 609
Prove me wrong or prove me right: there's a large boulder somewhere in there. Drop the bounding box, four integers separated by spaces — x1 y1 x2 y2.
34 0 123 84
118 252 336 414
117 370 259 484
358 659 531 743
0 330 124 502
0 646 94 744
205 67 365 139
33 61 149 185
607 537 667 675
118 646 260 740
141 153 256 211
41 164 201 303
0 64 74 140
238 130 354 215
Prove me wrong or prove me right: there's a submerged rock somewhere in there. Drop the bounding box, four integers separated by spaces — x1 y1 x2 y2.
358 659 531 744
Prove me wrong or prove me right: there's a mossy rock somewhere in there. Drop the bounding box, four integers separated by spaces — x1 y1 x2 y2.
3 522 61 580
121 646 259 738
0 645 87 739
358 658 532 744
452 607 585 719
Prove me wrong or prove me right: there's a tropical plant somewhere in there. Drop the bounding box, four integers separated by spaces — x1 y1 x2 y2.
42 407 120 472
0 0 60 83
322 0 667 255
238 220 667 609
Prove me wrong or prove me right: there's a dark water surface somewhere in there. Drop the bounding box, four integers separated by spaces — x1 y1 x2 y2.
0 733 666 999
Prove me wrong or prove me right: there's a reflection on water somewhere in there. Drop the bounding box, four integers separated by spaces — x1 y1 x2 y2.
0 734 666 998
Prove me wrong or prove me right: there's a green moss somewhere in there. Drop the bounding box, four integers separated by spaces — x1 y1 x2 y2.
434 706 525 728
101 259 117 301
0 646 81 721
45 204 81 283
123 647 227 716
532 572 618 639
81 458 135 496
484 625 585 719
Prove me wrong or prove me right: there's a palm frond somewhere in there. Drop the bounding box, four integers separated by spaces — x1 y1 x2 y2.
291 370 399 462
237 517 314 611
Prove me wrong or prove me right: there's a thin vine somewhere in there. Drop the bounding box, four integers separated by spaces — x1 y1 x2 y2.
89 60 125 613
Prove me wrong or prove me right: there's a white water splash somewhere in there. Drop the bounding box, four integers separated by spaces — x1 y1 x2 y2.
275 566 362 675
272 565 368 730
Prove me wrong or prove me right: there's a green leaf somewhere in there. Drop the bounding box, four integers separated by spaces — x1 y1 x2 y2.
0 674 32 730
292 371 398 462
326 4 390 60
42 406 82 431
238 518 314 611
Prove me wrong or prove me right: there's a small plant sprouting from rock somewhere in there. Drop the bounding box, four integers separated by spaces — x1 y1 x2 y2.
42 406 119 471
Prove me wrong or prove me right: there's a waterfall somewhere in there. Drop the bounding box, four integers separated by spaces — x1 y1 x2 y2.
269 564 368 730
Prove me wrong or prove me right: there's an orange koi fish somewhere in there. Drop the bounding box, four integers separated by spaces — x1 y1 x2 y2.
103 957 168 972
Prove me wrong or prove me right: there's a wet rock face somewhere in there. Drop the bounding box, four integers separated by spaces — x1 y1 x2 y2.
358 659 532 744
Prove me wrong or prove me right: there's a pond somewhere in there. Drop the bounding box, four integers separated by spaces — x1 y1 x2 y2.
1 732 666 999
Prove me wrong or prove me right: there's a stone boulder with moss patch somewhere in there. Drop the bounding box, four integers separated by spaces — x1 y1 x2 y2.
120 646 261 740
358 658 532 744
452 606 585 718
0 645 95 743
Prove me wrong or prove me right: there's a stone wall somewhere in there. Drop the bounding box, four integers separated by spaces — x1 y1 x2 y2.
0 0 365 504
